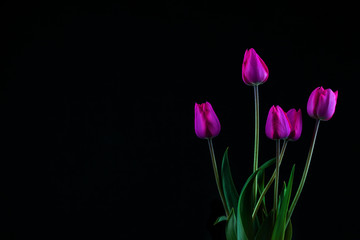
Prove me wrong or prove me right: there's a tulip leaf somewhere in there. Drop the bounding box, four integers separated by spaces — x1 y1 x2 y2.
225 208 237 240
255 163 271 222
237 158 276 240
213 215 227 226
255 209 274 240
271 165 295 240
222 148 239 213
284 220 293 240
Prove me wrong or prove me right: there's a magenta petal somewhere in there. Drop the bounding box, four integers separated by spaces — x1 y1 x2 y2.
307 87 321 119
266 105 291 140
265 106 276 139
242 48 269 86
204 102 221 137
287 109 302 141
194 103 206 138
316 89 338 121
194 102 221 139
242 49 250 85
275 106 291 139
307 86 338 121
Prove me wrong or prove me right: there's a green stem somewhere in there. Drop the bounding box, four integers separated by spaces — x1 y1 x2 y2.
253 85 260 203
207 138 230 217
286 120 320 227
273 139 281 216
252 140 288 219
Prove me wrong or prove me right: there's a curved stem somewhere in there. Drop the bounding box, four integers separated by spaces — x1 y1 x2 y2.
252 140 288 219
273 139 281 216
207 138 229 217
253 85 260 203
286 120 320 227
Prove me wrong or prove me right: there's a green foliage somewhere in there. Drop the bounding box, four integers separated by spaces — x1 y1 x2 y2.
284 220 293 240
214 215 227 225
236 158 276 240
219 149 297 240
255 210 274 240
222 148 239 213
225 208 237 240
271 165 295 240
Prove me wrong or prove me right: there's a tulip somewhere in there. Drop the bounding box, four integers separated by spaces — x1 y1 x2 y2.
265 105 291 140
195 102 228 216
288 87 338 223
265 105 291 213
242 48 269 197
307 87 338 121
242 48 269 86
194 102 221 139
286 109 302 141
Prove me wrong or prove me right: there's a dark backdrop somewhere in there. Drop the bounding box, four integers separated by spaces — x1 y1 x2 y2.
2 1 359 239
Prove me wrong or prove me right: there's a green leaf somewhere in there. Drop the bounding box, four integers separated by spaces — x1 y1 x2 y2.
255 159 275 222
222 148 239 213
237 158 276 240
225 208 237 240
284 220 293 240
214 215 227 226
255 210 274 240
271 165 295 240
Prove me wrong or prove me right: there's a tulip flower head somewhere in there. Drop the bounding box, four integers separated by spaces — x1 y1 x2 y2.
265 105 291 140
307 87 338 121
194 102 221 139
286 109 302 141
242 48 269 86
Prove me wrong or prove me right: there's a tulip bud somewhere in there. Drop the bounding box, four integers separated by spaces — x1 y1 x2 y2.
286 109 302 141
265 105 291 140
242 48 269 86
194 102 221 139
307 87 338 121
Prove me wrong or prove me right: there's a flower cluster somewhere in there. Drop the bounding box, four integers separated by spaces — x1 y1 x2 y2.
194 48 338 240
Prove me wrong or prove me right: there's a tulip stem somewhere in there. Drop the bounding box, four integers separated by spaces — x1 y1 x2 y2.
286 120 320 227
273 139 281 217
252 140 288 219
207 138 229 217
253 85 260 203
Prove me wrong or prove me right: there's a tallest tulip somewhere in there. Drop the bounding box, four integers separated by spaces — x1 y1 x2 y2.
242 48 269 86
242 48 269 203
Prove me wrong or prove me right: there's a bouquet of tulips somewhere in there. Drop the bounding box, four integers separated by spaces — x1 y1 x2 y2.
194 49 338 240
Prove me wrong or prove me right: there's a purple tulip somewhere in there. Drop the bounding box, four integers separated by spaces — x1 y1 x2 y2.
286 109 302 141
242 48 269 86
265 105 291 140
194 102 221 139
307 87 338 121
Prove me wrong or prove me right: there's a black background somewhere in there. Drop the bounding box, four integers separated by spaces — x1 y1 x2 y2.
2 1 359 239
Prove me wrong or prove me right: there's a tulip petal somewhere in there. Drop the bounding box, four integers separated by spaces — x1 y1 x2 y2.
242 49 250 85
265 106 276 139
242 48 269 86
307 87 338 121
275 106 291 139
204 102 221 137
307 87 321 119
287 109 302 141
194 102 221 139
266 105 291 140
316 89 338 121
194 103 206 138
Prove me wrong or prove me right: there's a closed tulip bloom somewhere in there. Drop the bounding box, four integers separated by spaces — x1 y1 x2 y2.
194 102 221 139
265 105 291 140
286 109 302 141
307 87 338 121
242 48 269 86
